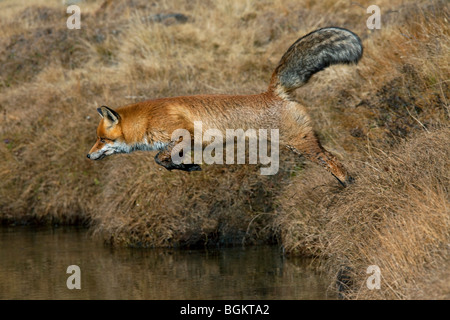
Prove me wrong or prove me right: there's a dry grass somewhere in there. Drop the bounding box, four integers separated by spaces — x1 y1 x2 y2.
276 128 450 299
0 0 448 299
272 0 450 299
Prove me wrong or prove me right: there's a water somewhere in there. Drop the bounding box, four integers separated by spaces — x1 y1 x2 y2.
0 226 335 300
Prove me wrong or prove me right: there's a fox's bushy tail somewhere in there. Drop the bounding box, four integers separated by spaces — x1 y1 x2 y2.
269 27 363 97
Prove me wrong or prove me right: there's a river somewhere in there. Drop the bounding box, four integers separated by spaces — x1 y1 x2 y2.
0 226 335 299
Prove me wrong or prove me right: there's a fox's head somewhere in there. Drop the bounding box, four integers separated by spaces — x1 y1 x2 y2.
87 106 127 160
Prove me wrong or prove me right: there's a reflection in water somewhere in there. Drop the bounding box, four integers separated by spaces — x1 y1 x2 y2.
0 226 335 299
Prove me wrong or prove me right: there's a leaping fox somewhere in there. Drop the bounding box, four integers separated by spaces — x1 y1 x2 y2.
87 27 363 186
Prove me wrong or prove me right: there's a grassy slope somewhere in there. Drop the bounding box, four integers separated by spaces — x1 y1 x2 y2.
0 0 448 299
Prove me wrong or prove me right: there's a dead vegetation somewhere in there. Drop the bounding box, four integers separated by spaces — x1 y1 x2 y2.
276 128 450 299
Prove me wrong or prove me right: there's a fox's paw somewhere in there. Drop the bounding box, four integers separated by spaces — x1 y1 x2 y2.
338 175 355 188
181 163 202 172
345 176 355 186
333 174 355 188
158 161 202 172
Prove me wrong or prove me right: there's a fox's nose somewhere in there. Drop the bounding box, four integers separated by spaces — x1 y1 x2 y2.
87 154 90 159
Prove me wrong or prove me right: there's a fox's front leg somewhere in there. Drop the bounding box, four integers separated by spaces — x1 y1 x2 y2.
154 141 202 172
286 131 354 187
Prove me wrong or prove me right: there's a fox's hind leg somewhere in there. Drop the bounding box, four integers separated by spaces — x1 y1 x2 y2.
286 130 353 187
281 101 353 186
154 140 202 172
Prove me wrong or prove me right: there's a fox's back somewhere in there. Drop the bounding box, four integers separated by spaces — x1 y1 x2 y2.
123 92 284 133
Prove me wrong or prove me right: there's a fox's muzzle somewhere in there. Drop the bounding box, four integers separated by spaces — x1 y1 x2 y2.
86 152 107 160
87 153 99 160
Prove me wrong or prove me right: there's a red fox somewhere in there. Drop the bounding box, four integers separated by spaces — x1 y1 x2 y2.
87 27 363 186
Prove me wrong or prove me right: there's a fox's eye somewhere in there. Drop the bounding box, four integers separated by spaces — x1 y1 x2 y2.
100 138 106 143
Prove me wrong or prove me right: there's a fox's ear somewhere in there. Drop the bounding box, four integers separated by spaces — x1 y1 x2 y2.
97 106 120 126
